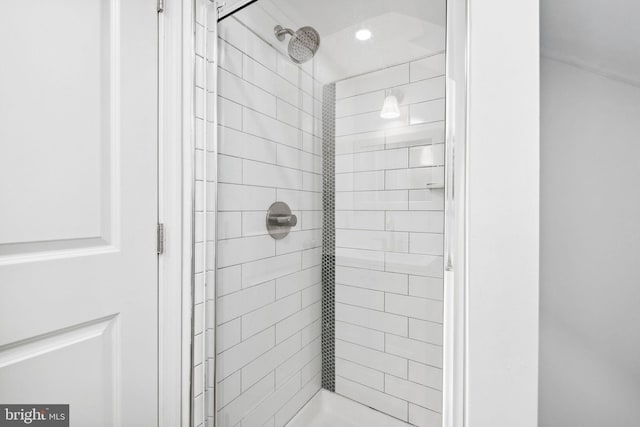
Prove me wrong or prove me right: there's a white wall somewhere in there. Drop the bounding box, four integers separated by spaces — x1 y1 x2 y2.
540 58 640 427
466 0 540 425
333 54 446 427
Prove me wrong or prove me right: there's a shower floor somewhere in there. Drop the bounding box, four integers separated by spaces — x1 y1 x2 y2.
286 389 412 427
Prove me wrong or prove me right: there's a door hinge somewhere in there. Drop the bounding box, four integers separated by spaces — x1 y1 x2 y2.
157 0 164 13
157 223 165 255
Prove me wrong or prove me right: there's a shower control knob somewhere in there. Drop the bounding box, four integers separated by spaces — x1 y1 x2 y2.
266 202 297 240
268 214 298 227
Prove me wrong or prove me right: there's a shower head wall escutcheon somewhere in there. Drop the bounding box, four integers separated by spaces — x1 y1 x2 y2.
274 25 320 64
274 25 294 41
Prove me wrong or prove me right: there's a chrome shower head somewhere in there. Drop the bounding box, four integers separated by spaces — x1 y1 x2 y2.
274 25 320 64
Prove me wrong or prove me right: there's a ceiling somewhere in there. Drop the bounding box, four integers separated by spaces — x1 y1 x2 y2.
541 0 640 85
226 0 640 85
234 0 446 83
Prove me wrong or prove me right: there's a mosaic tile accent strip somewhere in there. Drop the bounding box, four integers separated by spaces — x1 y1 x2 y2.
321 83 337 392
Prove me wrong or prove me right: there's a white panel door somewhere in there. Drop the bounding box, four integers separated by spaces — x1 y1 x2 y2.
0 0 158 425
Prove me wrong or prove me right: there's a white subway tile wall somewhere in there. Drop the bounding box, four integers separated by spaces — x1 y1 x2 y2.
194 2 209 426
333 53 446 426
212 15 323 427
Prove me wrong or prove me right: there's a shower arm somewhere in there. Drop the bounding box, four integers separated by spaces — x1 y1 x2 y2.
274 25 295 41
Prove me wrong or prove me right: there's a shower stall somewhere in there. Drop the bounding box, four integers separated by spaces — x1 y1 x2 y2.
193 0 467 425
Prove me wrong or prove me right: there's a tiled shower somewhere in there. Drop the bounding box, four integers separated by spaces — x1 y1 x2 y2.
197 0 448 426
213 13 325 427
332 55 446 425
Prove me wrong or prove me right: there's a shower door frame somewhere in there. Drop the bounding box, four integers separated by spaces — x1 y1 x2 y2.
207 1 470 426
441 0 469 425
158 0 201 425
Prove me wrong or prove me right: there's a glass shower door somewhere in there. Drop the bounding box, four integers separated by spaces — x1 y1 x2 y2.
210 1 448 426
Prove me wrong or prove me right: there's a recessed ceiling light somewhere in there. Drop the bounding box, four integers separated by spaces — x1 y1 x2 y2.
355 29 372 41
